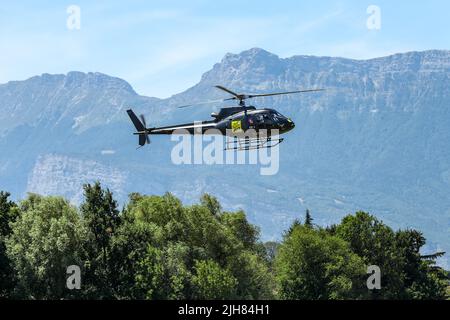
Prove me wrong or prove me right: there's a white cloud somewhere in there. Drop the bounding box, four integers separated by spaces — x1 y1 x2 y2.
101 150 116 155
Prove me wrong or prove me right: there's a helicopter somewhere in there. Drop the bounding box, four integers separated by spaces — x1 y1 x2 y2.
127 85 324 150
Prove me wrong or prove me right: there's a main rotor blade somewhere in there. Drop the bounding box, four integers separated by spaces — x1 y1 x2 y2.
177 98 232 109
175 87 325 109
248 88 325 99
214 85 241 99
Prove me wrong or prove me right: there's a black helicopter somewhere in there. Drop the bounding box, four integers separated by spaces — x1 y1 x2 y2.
127 85 324 150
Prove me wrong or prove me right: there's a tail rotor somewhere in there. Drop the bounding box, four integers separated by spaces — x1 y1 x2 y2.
139 114 151 145
127 109 151 147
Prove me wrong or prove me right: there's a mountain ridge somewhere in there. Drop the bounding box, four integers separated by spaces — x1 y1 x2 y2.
3 47 450 97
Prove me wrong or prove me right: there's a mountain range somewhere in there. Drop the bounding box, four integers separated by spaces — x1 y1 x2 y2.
0 48 449 267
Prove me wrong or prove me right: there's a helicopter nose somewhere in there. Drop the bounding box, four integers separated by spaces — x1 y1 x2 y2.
287 118 295 129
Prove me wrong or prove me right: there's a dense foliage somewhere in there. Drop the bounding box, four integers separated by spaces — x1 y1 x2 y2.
0 184 448 300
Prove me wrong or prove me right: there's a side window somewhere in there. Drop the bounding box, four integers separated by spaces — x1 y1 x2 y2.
256 114 264 122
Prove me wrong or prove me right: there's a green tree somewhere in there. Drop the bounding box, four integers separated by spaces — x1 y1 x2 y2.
221 211 260 250
0 191 19 298
115 193 194 299
135 243 192 300
305 209 313 227
200 193 222 216
80 182 121 298
120 193 274 299
227 250 275 299
335 212 448 299
396 230 448 299
262 241 279 267
285 218 302 237
108 213 160 299
335 211 404 299
275 224 365 300
0 191 19 236
446 279 450 300
5 194 84 299
192 260 237 299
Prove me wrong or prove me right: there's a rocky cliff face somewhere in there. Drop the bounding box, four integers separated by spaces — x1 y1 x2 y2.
27 154 127 204
0 48 449 267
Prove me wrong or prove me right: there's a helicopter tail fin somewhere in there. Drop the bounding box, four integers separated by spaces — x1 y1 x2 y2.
127 109 145 132
127 109 150 147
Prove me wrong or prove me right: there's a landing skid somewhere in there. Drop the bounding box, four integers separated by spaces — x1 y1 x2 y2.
225 136 284 151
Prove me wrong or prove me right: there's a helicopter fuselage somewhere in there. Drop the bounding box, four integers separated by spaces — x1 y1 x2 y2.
142 107 295 137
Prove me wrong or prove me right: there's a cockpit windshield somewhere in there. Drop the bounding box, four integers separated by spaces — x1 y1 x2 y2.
270 111 287 121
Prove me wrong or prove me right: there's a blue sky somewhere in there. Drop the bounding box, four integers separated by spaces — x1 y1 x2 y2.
1 0 449 97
